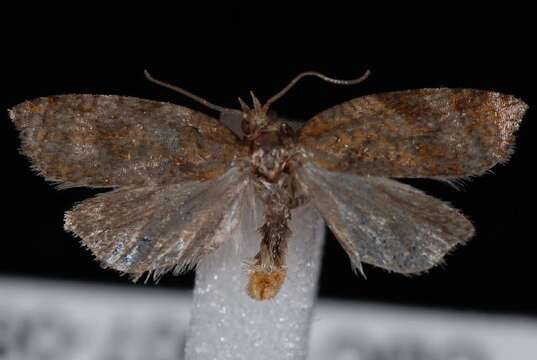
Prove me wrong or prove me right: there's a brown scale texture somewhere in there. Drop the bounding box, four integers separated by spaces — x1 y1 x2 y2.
247 178 292 300
8 87 528 292
299 88 527 178
247 268 287 301
9 95 243 188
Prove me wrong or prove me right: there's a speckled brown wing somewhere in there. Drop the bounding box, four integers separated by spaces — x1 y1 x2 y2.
9 95 242 188
65 167 249 280
295 163 474 274
299 89 527 178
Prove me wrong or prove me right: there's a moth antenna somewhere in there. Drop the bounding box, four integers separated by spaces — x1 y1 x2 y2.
144 70 239 114
263 69 371 110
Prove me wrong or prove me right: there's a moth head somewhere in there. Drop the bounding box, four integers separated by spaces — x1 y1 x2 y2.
234 70 371 140
238 91 271 138
144 69 370 140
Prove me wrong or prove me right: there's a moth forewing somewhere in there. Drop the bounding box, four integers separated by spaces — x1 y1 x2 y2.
9 95 242 188
294 163 474 274
298 89 528 178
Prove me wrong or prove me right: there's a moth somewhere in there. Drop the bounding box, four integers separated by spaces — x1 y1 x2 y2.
8 70 528 301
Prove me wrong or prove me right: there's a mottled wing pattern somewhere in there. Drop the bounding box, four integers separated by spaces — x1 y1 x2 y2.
65 168 248 280
9 95 242 188
299 89 527 178
295 163 474 274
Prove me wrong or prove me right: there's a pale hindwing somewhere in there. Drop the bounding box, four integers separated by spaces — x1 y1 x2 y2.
9 95 241 188
65 167 248 280
294 163 475 274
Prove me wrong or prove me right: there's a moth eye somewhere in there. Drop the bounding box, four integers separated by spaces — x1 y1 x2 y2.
241 119 252 135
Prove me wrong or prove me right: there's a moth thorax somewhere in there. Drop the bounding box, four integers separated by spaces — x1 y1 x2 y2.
247 265 287 301
252 147 289 181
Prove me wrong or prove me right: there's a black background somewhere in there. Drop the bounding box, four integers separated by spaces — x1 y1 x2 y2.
2 6 535 316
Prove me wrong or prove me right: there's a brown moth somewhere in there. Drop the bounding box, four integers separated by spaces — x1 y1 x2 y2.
8 70 528 301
